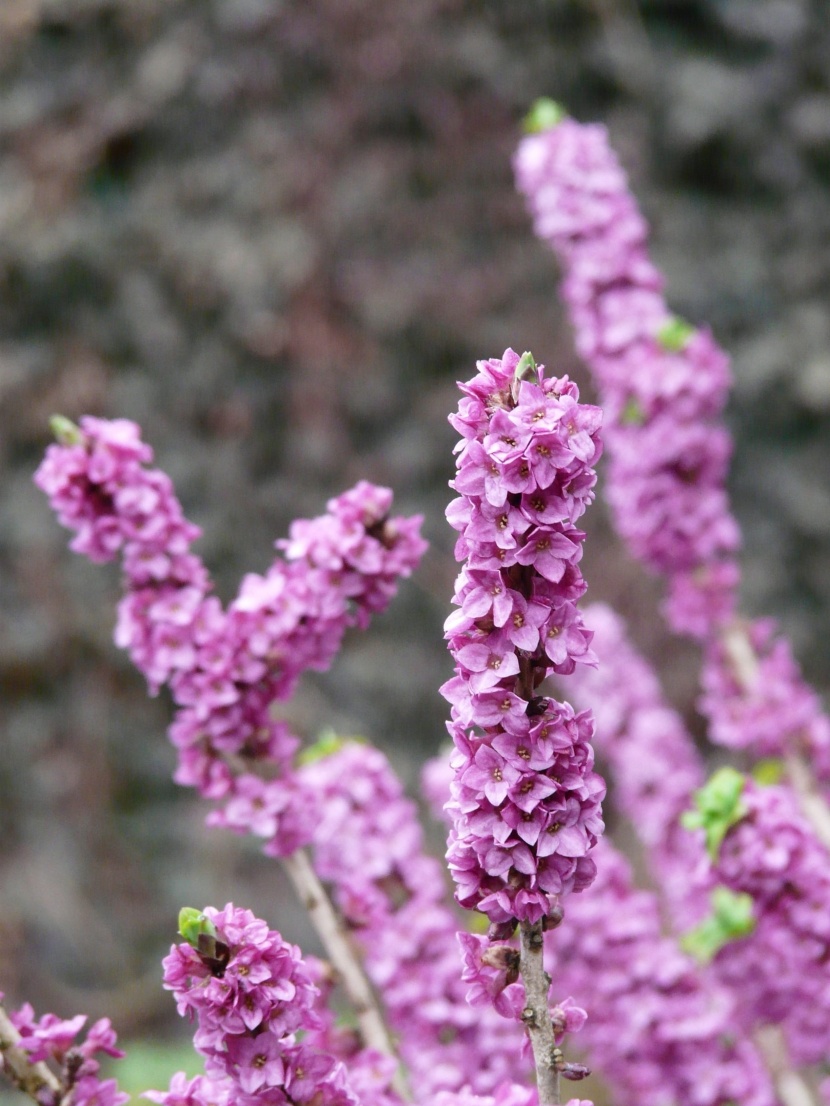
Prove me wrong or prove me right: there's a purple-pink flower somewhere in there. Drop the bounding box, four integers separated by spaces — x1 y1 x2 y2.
514 115 738 641
160 903 367 1106
8 1002 128 1106
35 418 426 856
443 350 605 926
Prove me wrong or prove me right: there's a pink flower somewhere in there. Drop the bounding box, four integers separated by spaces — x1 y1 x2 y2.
443 350 605 926
515 115 741 640
36 417 426 858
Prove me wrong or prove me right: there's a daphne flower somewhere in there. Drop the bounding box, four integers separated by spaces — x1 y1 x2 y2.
443 350 605 927
515 113 739 640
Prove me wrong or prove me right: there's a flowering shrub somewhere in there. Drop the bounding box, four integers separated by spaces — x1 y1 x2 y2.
3 102 830 1106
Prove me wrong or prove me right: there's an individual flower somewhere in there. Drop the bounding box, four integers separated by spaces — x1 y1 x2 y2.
457 933 523 1019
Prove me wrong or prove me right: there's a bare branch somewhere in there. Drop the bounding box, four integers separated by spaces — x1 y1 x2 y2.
519 919 560 1106
756 1026 819 1106
0 1003 61 1105
281 849 410 1101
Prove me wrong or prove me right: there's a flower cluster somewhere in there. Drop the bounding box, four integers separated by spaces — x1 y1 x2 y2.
20 99 830 1106
158 904 367 1106
7 997 127 1106
565 603 706 926
35 418 426 854
421 1083 538 1106
442 349 605 926
698 618 830 781
514 111 739 641
514 108 830 795
694 779 830 1066
548 843 777 1106
299 739 526 1095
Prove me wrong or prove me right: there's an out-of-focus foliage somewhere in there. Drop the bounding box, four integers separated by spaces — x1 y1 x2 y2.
101 1038 202 1103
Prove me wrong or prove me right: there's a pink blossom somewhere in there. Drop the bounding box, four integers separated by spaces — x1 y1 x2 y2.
443 350 604 926
515 116 740 640
36 417 426 857
7 1000 129 1106
299 740 527 1095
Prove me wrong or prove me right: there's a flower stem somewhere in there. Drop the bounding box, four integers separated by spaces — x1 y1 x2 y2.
519 919 560 1106
0 1003 62 1105
281 849 411 1101
756 1026 818 1106
784 751 830 852
723 623 830 851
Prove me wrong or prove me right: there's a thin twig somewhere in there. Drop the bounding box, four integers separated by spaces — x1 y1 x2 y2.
756 1026 819 1106
723 622 830 851
721 622 760 689
0 1002 62 1104
783 752 830 852
519 919 560 1106
281 849 411 1101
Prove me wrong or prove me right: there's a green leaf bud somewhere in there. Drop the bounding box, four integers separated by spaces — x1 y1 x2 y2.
510 351 538 403
656 316 695 353
751 758 784 786
681 766 748 859
681 887 754 962
50 415 83 445
178 907 217 948
297 730 365 766
523 98 567 134
620 397 646 426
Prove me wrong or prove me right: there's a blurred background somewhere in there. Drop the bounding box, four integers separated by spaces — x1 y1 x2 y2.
2 0 830 1086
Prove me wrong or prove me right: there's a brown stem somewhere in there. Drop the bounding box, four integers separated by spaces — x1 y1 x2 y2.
783 752 830 853
0 1003 62 1105
281 849 410 1101
755 1026 819 1106
517 653 536 700
723 622 830 851
722 622 760 689
519 919 560 1106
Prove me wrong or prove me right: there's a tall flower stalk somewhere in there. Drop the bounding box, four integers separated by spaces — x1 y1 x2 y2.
514 103 830 813
33 415 426 1073
442 348 605 1103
